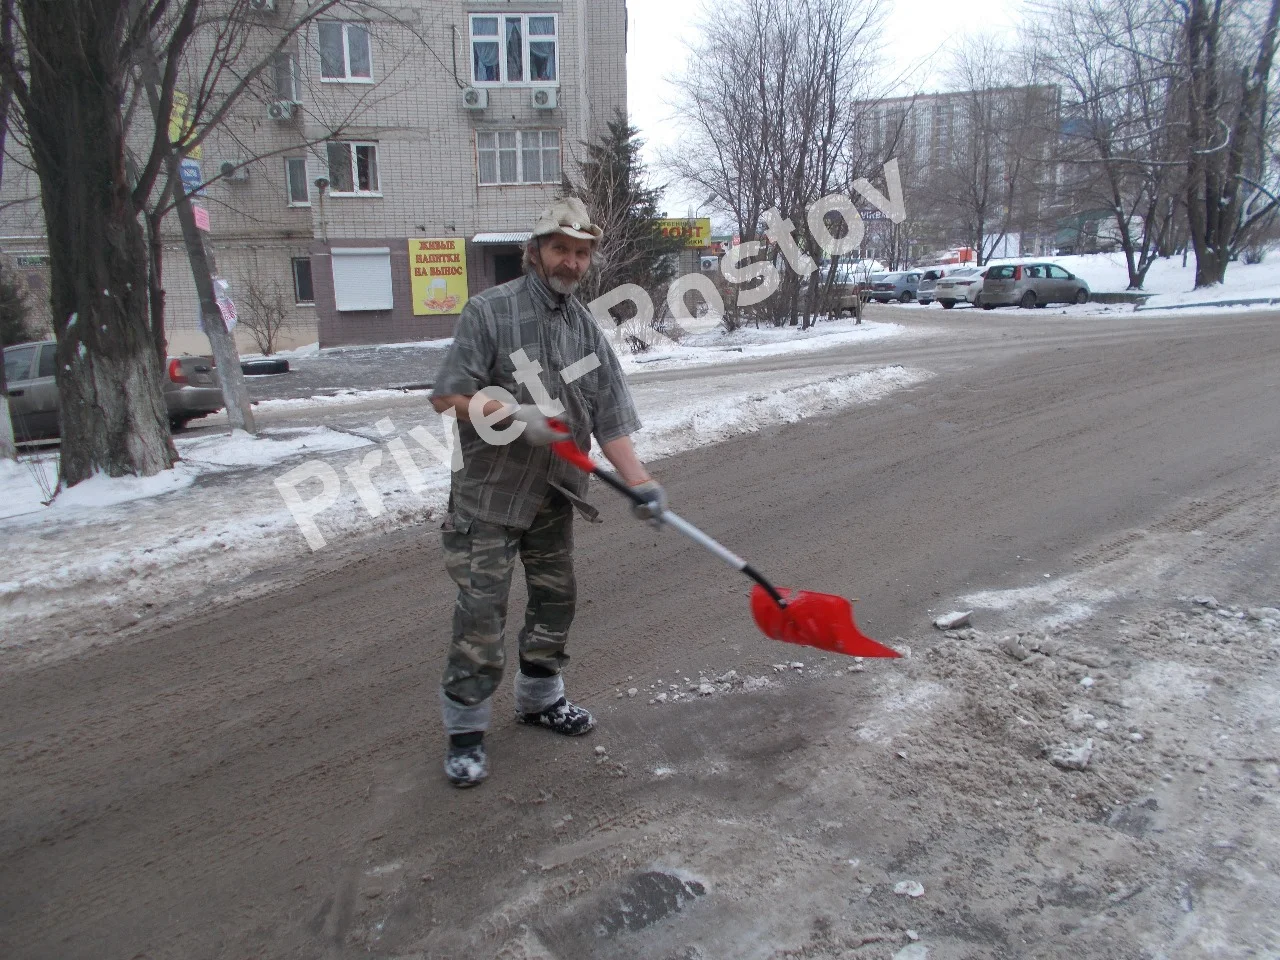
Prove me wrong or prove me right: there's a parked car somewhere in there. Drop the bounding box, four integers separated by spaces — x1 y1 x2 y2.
4 340 224 442
916 265 972 305
977 263 1091 309
934 266 987 309
864 271 922 304
831 268 888 314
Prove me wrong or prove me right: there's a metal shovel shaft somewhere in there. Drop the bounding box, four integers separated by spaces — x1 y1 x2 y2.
586 465 789 608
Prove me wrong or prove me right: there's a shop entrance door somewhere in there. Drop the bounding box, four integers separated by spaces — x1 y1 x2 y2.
494 253 522 285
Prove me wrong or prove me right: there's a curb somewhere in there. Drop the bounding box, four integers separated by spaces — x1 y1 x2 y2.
1134 296 1280 312
1090 291 1152 305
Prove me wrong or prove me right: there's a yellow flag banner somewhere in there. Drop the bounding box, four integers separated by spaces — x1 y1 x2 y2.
410 238 469 316
169 91 202 159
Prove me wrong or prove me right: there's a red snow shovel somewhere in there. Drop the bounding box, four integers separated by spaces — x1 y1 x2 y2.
548 430 899 659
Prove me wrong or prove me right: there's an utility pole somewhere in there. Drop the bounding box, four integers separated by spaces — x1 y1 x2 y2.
136 33 256 433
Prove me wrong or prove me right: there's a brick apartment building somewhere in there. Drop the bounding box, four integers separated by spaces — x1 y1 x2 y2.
855 85 1062 262
0 0 629 352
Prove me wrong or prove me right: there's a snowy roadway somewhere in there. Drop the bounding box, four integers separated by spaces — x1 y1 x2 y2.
2 299 1280 959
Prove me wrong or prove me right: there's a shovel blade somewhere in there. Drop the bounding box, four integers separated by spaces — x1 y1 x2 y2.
750 585 900 658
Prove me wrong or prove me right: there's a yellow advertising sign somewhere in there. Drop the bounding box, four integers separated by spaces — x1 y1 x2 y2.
169 91 202 159
657 217 713 248
411 238 469 315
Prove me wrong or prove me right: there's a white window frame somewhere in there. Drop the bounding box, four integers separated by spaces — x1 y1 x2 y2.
285 156 310 206
292 256 315 305
468 12 558 86
273 51 300 101
331 247 393 312
476 129 561 186
325 141 381 197
318 21 373 83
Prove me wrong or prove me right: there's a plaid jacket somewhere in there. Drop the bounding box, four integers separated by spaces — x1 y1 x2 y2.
431 271 640 530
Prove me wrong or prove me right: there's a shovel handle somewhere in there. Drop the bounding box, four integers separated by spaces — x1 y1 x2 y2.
548 432 789 610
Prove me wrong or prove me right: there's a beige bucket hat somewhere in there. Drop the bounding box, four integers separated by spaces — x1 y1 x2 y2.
531 196 603 241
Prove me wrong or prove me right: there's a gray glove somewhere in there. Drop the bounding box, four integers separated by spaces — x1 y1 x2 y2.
510 405 568 446
630 479 668 523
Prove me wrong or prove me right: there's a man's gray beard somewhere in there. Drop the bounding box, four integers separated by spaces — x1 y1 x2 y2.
546 273 579 295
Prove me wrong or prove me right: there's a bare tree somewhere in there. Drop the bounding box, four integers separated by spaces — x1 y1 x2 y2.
0 257 26 460
1026 0 1184 288
0 0 178 485
0 0 16 461
668 0 886 328
239 274 292 356
931 38 1048 265
1178 0 1280 286
0 0 425 486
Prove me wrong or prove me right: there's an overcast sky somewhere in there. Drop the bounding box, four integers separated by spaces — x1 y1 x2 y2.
626 0 1023 220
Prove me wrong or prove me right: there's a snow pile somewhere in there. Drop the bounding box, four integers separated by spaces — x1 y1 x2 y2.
176 427 371 468
0 457 59 519
633 366 929 461
616 317 912 371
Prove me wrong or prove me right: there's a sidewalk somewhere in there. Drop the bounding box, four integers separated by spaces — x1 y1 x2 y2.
242 341 450 402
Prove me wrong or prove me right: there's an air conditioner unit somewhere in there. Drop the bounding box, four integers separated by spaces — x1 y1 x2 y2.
462 87 488 110
248 0 276 11
531 87 557 110
219 161 249 183
267 100 299 121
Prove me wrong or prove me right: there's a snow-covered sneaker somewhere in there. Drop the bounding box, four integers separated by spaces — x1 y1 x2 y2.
517 697 594 736
444 734 488 788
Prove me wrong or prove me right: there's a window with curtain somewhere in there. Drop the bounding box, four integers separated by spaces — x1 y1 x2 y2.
471 16 499 82
505 17 523 82
326 141 380 195
477 130 561 185
318 22 372 81
528 16 556 81
469 13 557 84
521 130 560 184
285 156 309 205
273 52 299 100
292 258 315 304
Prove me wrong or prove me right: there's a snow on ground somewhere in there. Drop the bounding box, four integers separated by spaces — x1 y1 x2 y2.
616 316 912 371
633 366 925 461
0 427 373 522
916 252 1280 318
241 339 451 362
1044 252 1280 301
0 351 930 665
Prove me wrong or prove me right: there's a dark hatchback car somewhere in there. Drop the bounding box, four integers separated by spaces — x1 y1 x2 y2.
4 340 224 442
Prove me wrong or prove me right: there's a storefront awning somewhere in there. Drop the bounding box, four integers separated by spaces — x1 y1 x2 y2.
472 231 532 244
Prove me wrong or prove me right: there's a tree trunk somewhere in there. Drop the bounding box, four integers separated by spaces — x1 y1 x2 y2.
0 0 15 460
0 353 15 461
1183 0 1280 287
146 208 167 370
20 0 176 486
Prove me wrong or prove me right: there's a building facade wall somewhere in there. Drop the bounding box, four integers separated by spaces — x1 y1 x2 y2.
0 0 628 353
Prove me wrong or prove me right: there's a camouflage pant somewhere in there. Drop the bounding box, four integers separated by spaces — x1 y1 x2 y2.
441 489 576 709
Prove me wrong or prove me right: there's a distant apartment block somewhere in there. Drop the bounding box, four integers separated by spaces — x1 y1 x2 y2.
855 84 1062 259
